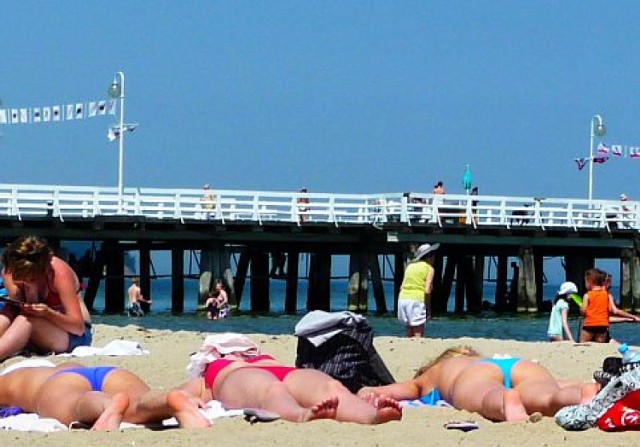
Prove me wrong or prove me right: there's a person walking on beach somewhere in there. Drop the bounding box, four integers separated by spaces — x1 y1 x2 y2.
397 243 439 338
182 333 402 424
128 276 152 317
580 268 640 343
0 235 93 360
0 362 209 430
547 281 578 342
358 345 598 422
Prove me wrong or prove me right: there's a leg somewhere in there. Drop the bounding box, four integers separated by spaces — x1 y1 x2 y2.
0 314 32 360
217 368 337 423
407 324 424 338
28 317 71 353
284 369 401 424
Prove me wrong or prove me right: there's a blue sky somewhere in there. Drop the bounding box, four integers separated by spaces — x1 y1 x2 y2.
2 1 639 201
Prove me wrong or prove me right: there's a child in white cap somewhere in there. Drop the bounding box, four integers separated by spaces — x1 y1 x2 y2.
547 282 579 342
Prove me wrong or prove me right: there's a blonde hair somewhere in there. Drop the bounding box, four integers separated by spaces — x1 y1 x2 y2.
2 235 53 282
413 345 480 378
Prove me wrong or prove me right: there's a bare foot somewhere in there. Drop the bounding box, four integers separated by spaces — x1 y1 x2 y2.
373 396 402 423
168 390 211 428
92 393 129 431
503 390 528 422
302 396 339 422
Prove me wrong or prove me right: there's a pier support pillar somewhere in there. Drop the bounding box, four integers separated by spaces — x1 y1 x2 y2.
84 247 105 312
474 255 485 303
307 251 331 311
250 252 270 312
393 251 406 313
171 248 184 314
534 254 544 310
234 251 251 309
621 248 640 310
517 246 536 312
200 244 235 306
369 255 387 313
564 255 594 296
104 241 125 314
347 253 369 312
285 251 299 313
439 255 458 314
139 241 151 314
495 255 508 312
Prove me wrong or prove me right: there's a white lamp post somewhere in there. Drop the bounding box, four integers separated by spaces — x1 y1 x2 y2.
108 71 126 213
588 114 606 202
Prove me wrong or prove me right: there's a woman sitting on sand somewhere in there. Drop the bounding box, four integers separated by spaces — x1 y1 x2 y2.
0 361 209 430
181 333 402 424
358 346 598 422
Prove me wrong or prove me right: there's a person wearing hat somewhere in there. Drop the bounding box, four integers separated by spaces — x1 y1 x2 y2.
397 243 440 337
200 184 215 219
547 282 579 342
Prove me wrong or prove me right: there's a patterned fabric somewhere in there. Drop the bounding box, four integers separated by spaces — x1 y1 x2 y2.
555 368 640 430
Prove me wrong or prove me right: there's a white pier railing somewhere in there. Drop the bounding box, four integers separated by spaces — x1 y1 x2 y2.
0 184 637 232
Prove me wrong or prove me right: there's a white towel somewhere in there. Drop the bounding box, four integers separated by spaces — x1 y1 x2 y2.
0 414 67 432
186 333 259 379
58 339 149 357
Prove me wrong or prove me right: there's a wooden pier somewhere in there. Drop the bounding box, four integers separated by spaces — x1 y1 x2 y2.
0 183 638 314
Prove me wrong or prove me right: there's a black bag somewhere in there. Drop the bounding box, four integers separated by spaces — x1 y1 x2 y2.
295 320 395 393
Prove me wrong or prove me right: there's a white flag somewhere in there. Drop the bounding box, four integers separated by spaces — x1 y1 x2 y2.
107 99 117 115
20 108 28 123
43 107 51 122
75 103 84 120
97 100 107 115
52 106 61 122
33 108 41 123
0 109 7 124
88 102 97 117
107 126 119 142
11 109 19 124
66 104 74 121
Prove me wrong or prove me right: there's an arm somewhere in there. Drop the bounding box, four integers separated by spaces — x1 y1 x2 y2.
561 307 575 342
218 291 228 306
424 267 435 319
22 258 85 335
357 379 423 401
580 293 589 316
609 294 640 322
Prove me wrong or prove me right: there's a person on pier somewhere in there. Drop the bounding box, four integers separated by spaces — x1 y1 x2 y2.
396 243 439 338
0 235 93 360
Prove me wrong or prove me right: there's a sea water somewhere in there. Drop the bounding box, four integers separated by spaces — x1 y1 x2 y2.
91 279 640 345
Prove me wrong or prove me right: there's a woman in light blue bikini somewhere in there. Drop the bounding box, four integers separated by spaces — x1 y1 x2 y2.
358 346 598 422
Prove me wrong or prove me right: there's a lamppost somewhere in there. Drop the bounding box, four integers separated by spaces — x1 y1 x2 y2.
588 114 606 202
108 71 126 213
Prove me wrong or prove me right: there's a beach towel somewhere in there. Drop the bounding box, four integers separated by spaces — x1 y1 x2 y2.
187 333 260 379
58 339 149 357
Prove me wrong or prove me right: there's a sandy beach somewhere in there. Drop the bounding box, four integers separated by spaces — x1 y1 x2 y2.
0 323 635 447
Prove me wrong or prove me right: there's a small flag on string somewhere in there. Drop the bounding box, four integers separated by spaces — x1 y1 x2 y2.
43 107 51 122
52 106 61 122
574 158 588 170
0 109 7 124
611 144 623 157
630 147 640 159
88 102 97 117
66 104 74 121
593 155 609 164
97 100 106 115
597 142 610 155
75 103 84 120
33 108 41 123
107 99 116 115
20 108 28 123
11 109 18 124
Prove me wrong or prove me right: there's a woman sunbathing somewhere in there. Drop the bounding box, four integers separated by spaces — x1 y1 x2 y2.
358 346 598 422
0 362 209 430
181 333 402 424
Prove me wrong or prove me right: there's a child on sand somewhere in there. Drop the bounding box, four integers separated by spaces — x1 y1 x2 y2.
580 268 640 343
547 282 578 342
357 346 598 422
181 333 402 424
0 362 209 430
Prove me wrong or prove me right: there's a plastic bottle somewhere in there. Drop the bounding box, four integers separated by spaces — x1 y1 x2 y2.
618 343 640 364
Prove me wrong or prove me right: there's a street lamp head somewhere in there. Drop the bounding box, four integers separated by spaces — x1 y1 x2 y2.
594 123 606 137
108 78 122 98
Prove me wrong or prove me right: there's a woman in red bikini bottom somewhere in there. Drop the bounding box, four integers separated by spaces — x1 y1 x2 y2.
181 350 402 424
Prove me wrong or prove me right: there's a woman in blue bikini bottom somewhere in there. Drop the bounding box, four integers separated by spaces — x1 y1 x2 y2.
0 363 210 430
359 346 599 422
